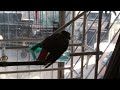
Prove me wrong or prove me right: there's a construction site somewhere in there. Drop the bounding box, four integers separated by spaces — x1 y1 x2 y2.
0 11 119 79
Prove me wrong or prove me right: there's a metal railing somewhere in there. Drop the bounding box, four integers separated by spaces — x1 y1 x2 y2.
85 12 120 79
65 12 120 79
0 11 119 79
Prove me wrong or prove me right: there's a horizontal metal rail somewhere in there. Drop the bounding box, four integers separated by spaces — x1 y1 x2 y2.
0 67 71 74
0 38 43 42
67 43 82 46
70 51 103 56
0 52 103 67
0 43 82 49
0 61 46 66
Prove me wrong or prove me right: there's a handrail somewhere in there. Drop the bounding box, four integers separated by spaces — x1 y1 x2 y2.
0 67 71 74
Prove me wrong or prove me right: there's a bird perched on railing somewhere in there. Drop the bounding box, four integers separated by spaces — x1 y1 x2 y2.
31 31 70 68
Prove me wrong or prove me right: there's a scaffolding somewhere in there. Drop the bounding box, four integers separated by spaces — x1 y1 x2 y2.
0 11 120 79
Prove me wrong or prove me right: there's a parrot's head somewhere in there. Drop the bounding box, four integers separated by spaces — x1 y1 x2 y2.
61 31 70 40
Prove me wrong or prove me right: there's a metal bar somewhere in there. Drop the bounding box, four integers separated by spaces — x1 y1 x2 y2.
81 12 86 79
17 49 19 78
65 11 71 18
71 68 80 77
0 61 46 66
65 55 81 78
0 46 29 49
0 40 82 44
69 43 82 46
97 58 110 78
46 11 47 27
0 43 82 49
70 51 103 56
84 45 95 51
68 77 81 79
58 11 65 79
53 11 87 34
0 67 71 74
86 55 91 69
94 11 103 79
70 11 75 78
0 39 43 42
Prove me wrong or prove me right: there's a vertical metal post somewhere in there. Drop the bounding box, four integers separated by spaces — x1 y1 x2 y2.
28 11 31 40
27 11 31 78
7 12 10 39
17 49 18 79
81 12 86 79
86 55 91 69
70 11 75 78
3 11 5 38
46 11 47 27
42 11 43 29
86 12 89 69
28 11 31 37
58 11 65 79
94 11 103 79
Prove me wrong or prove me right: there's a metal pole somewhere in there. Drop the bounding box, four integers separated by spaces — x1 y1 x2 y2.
70 11 75 78
58 11 65 79
70 51 103 56
81 12 86 79
0 67 71 74
94 11 103 79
